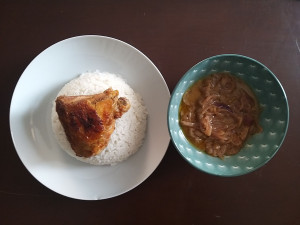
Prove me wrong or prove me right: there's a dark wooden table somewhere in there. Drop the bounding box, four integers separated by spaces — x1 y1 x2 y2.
1 1 299 224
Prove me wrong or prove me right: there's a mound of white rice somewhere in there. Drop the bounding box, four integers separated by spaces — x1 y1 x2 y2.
51 71 148 165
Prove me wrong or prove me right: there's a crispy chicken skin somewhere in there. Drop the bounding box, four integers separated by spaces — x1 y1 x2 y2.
56 88 130 158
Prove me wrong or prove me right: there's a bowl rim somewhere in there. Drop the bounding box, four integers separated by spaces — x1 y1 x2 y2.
167 53 289 176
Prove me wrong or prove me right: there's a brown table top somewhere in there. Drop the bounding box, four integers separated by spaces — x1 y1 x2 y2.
1 0 299 224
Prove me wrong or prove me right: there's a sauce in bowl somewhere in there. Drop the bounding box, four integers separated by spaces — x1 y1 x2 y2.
179 73 262 158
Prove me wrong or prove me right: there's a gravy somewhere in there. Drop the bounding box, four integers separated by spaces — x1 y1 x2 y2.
179 73 262 158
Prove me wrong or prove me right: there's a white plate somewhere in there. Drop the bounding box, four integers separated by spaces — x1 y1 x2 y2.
9 35 170 200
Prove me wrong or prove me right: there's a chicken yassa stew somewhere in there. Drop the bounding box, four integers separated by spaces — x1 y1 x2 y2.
179 73 262 158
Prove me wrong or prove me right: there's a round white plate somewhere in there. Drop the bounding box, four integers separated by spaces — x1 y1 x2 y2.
10 35 170 200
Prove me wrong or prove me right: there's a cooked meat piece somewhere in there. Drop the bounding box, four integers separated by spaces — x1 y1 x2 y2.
56 88 130 158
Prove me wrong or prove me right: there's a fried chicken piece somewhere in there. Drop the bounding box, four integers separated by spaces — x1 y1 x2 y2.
56 88 130 158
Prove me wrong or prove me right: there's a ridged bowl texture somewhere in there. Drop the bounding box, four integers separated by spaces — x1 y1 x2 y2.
168 54 289 176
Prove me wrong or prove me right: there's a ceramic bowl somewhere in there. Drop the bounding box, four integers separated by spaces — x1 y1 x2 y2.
168 54 289 176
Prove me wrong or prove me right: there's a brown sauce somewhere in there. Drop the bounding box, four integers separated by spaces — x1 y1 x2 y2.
179 73 262 158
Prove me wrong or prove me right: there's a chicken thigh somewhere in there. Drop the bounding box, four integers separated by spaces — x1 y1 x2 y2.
56 88 130 157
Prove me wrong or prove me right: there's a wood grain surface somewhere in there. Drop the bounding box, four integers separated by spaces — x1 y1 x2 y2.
1 0 299 224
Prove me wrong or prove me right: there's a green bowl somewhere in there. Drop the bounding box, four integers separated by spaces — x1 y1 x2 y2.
168 54 289 176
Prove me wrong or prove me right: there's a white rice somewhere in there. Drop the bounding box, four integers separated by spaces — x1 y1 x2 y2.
51 71 148 165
